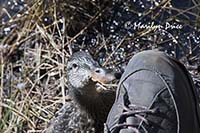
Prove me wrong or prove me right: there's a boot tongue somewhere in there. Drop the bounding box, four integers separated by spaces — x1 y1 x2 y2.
126 116 140 128
122 70 165 107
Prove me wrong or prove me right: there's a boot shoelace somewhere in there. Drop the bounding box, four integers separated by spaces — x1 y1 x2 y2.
106 104 158 133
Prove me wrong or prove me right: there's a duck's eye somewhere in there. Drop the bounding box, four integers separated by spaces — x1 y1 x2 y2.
72 63 78 69
95 69 101 73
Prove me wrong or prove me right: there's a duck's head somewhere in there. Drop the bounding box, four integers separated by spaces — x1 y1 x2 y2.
67 51 120 95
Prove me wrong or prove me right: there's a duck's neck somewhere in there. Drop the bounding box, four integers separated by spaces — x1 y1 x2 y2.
69 82 99 109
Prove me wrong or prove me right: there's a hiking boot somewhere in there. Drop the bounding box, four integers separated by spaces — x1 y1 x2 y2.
105 50 200 133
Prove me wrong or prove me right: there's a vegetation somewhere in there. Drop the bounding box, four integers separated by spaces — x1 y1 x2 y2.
0 0 199 132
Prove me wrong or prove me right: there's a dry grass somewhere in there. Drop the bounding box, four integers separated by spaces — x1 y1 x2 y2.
0 1 70 132
0 0 200 132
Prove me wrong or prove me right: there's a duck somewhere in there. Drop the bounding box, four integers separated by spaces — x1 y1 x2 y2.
66 51 120 132
46 51 120 133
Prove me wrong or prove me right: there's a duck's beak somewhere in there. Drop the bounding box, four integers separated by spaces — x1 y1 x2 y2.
91 67 121 84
